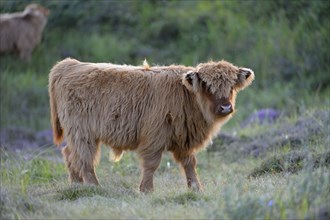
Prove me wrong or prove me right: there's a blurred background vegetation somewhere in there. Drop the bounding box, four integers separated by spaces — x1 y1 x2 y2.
0 0 329 131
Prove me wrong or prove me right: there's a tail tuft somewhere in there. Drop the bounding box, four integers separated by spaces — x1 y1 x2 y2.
53 116 63 146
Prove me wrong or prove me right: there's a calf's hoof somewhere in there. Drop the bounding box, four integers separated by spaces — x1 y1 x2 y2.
69 174 83 184
82 172 99 185
140 184 154 194
189 182 204 192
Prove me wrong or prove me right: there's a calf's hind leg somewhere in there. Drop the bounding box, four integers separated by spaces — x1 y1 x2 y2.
67 134 101 185
62 145 83 184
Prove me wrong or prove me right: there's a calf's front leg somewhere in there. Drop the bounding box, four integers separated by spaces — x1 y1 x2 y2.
174 153 203 192
139 150 163 193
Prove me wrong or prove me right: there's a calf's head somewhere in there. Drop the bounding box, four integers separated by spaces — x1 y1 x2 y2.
24 4 50 18
183 60 254 118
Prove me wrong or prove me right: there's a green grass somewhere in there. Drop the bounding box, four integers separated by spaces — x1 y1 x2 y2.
1 110 329 219
1 153 329 219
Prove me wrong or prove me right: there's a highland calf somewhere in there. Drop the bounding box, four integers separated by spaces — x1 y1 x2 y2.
0 4 49 61
49 58 254 192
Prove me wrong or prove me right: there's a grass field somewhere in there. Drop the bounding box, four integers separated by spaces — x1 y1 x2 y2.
1 109 329 219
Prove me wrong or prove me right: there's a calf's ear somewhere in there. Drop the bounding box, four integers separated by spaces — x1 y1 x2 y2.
238 68 253 80
236 68 255 90
182 71 200 92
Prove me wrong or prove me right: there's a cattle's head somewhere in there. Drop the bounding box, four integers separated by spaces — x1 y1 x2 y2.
24 4 50 18
182 60 254 119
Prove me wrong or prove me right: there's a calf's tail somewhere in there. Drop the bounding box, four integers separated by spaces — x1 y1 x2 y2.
49 73 64 146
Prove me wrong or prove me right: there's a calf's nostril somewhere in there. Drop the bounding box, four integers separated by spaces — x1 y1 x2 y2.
245 71 251 79
220 104 232 113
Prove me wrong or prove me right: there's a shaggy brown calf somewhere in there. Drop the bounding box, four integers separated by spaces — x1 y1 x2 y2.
0 4 49 61
49 58 254 192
